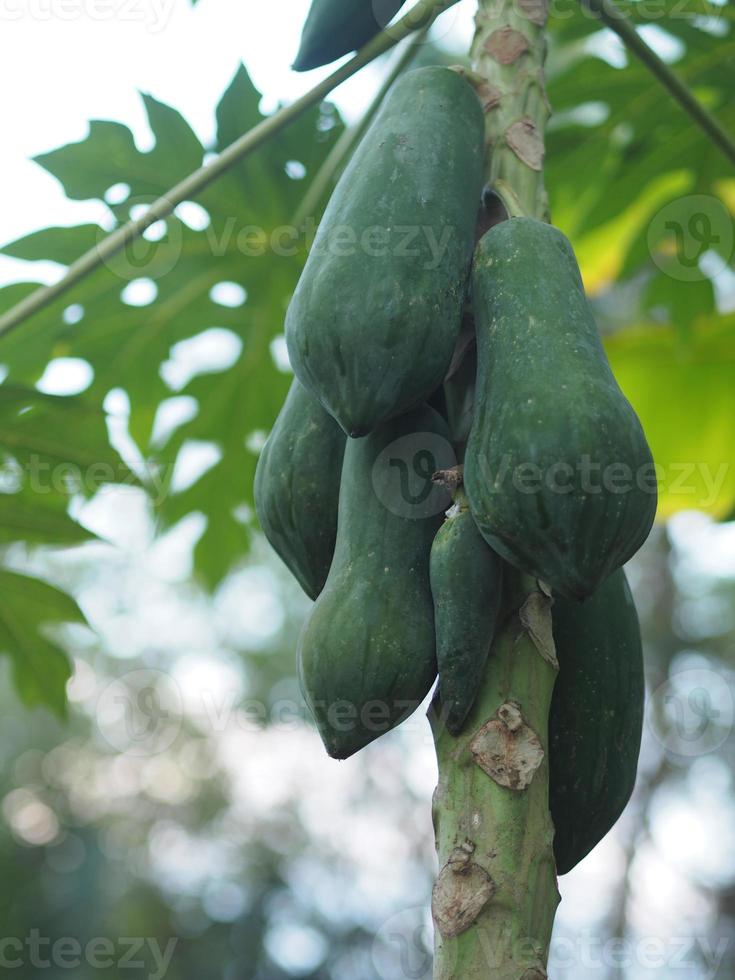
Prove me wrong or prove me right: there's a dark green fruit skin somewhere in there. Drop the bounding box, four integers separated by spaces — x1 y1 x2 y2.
254 379 346 600
298 405 454 759
549 568 644 875
443 337 477 455
430 491 504 736
293 0 406 71
465 217 657 599
285 67 485 438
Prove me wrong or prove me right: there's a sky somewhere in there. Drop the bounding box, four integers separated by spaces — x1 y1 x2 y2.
0 0 476 287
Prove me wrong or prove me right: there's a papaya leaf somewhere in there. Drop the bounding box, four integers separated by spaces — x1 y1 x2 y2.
0 570 84 716
0 383 131 710
3 225 104 266
0 65 345 590
0 491 95 548
0 384 135 496
547 5 734 253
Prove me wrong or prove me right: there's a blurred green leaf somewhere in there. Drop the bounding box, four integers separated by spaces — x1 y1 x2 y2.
605 316 735 520
3 225 103 265
0 384 134 492
643 272 715 336
0 380 129 558
0 570 83 715
547 3 735 256
0 492 95 548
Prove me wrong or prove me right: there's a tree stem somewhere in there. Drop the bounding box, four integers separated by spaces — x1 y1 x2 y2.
431 2 559 977
470 0 550 220
0 0 459 342
431 573 560 979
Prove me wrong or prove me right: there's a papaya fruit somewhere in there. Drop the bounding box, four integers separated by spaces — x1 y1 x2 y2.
286 66 485 437
549 568 644 874
442 331 476 453
465 217 657 599
293 0 406 71
254 379 345 600
430 489 504 736
298 404 455 759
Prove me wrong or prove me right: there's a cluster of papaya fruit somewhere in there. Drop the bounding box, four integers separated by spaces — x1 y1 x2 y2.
255 2 657 875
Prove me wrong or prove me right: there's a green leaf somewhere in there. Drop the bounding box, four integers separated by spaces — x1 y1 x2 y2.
0 66 345 590
35 120 142 201
140 93 204 186
0 383 128 551
0 491 95 547
0 570 83 715
547 10 735 252
3 225 104 265
0 384 135 493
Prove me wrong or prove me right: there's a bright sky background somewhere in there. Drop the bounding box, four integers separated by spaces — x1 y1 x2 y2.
0 0 476 286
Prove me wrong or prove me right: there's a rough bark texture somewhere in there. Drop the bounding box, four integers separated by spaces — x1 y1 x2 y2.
431 572 559 978
430 3 557 975
471 0 550 220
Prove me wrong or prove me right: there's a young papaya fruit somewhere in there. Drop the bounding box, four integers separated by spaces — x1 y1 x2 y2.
286 66 485 437
430 488 504 736
298 404 455 759
442 330 477 453
465 217 657 599
254 379 346 600
549 568 644 874
293 0 406 71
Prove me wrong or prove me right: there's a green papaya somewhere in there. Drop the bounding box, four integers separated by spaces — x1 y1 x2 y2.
465 217 657 599
286 67 485 437
442 331 477 453
549 568 644 874
254 379 346 600
293 0 406 71
299 404 455 759
430 489 504 736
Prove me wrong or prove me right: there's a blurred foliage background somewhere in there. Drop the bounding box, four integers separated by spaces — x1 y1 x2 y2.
0 0 734 976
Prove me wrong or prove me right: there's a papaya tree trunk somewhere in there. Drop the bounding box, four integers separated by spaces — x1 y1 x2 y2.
431 2 558 976
431 573 559 978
